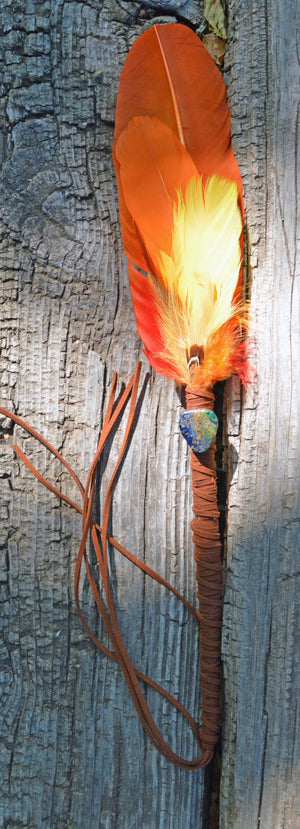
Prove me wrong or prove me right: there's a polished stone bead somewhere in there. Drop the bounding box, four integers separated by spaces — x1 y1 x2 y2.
179 409 218 453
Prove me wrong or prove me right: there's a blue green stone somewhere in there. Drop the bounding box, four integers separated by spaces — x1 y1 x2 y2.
179 409 218 453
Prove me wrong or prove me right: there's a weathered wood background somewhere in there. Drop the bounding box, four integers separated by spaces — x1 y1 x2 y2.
0 1 299 827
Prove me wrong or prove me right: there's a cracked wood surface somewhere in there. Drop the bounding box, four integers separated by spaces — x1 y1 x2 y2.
0 3 208 828
221 1 300 827
0 1 299 828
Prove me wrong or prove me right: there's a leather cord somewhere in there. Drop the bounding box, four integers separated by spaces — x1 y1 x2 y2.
0 363 222 767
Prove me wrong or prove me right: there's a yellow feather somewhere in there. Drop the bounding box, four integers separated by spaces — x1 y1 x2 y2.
146 174 247 386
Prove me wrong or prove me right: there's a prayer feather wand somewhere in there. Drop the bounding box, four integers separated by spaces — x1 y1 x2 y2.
0 23 249 771
113 22 249 763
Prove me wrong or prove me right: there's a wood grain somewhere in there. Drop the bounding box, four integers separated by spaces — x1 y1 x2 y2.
0 2 208 828
1 0 299 827
221 0 300 826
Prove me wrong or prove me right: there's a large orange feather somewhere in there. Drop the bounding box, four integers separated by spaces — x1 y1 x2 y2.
113 24 243 276
113 24 248 388
113 23 242 190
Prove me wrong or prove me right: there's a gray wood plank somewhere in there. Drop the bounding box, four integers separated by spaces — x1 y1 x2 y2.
221 0 300 826
2 0 298 826
0 2 210 828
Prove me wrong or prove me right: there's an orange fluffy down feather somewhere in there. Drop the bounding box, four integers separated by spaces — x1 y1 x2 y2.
113 23 248 389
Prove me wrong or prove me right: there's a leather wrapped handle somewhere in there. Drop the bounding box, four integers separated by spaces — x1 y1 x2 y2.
185 385 223 752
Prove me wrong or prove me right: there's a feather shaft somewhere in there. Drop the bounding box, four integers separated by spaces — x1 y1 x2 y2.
154 25 186 146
